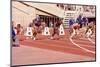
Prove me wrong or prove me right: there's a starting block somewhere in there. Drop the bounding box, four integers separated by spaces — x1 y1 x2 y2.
42 27 50 35
25 27 33 38
59 24 65 35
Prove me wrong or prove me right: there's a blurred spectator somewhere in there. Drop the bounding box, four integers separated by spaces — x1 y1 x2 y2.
69 18 75 27
76 14 83 28
82 16 88 27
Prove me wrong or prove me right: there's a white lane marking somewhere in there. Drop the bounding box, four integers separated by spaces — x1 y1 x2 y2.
69 37 95 54
88 38 95 44
80 44 95 48
73 38 95 46
70 38 95 48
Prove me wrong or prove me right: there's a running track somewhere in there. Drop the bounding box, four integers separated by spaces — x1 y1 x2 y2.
18 29 96 58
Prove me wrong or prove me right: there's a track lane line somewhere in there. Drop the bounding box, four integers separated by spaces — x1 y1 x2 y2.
69 37 95 54
88 38 95 44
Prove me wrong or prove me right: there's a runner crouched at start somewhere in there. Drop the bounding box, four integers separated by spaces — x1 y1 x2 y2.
85 25 93 38
70 22 80 39
51 19 62 40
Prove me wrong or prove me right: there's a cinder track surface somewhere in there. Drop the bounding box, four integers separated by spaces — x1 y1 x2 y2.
12 29 96 66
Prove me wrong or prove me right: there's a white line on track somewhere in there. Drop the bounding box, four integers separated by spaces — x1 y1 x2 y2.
69 37 95 54
88 38 95 44
80 44 95 48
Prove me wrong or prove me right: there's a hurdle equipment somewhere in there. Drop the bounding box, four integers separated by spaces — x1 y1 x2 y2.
24 27 33 39
42 27 50 35
59 24 65 35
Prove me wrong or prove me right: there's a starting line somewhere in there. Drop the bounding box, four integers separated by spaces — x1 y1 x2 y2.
69 37 95 54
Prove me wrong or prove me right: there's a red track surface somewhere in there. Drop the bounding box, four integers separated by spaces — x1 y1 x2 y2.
18 29 96 58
